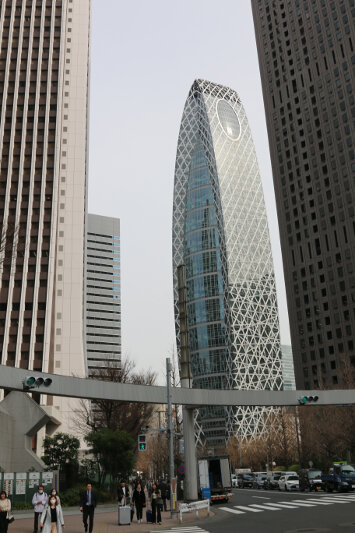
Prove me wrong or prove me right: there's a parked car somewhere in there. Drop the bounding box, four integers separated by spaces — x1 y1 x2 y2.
238 474 254 488
253 473 267 489
299 469 324 492
264 472 282 490
278 473 299 491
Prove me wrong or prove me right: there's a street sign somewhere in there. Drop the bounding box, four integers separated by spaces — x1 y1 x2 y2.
178 464 185 474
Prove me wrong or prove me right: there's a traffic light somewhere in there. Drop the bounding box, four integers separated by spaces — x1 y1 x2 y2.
138 434 147 451
23 375 53 391
298 395 319 405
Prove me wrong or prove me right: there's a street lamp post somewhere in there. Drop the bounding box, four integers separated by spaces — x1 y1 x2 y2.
166 358 175 518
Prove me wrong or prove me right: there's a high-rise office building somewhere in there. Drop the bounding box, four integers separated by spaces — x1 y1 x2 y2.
172 79 283 444
281 344 296 391
252 1 355 389
85 214 121 375
0 0 90 433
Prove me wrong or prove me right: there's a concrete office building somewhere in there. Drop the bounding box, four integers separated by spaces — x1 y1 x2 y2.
172 79 283 444
85 214 121 375
252 1 355 389
281 344 296 391
0 0 90 436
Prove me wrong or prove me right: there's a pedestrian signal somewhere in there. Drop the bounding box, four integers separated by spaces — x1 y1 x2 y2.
138 434 147 451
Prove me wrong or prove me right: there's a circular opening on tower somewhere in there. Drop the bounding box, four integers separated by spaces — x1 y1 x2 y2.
216 100 241 141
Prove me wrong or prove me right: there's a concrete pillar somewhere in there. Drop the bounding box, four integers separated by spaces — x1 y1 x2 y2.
182 403 198 501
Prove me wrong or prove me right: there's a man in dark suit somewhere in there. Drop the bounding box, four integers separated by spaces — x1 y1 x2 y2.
117 480 129 506
80 483 97 533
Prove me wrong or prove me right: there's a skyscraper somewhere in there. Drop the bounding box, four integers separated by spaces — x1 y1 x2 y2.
172 79 283 444
252 0 355 389
85 214 121 376
281 344 296 391
0 0 90 433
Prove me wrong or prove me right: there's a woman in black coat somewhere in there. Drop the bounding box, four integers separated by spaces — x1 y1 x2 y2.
132 483 146 524
151 483 162 525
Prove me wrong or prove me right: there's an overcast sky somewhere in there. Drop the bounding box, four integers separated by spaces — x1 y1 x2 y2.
88 0 291 382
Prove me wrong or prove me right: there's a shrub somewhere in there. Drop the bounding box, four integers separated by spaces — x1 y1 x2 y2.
59 485 113 507
12 502 33 510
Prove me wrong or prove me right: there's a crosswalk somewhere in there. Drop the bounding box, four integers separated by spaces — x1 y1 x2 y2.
220 492 355 516
151 526 209 533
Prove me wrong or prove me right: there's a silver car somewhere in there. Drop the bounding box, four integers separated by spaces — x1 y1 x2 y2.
278 474 299 491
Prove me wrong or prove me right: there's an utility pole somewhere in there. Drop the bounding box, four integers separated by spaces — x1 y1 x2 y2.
177 264 198 501
166 358 175 517
294 406 302 469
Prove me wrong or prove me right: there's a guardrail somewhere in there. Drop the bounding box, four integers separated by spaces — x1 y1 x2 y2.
179 499 210 522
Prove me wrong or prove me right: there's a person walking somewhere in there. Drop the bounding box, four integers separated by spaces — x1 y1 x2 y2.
117 480 129 506
151 483 162 525
79 483 97 533
50 489 60 506
0 491 11 533
132 482 146 524
159 479 168 512
147 480 153 499
40 495 64 533
32 485 48 533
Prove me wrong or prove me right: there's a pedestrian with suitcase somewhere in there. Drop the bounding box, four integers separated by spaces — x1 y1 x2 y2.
132 482 146 524
117 480 130 506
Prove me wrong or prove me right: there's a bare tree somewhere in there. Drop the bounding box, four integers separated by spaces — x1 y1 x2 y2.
78 357 157 443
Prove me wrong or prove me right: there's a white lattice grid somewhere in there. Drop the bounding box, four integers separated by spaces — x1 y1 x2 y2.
172 80 283 442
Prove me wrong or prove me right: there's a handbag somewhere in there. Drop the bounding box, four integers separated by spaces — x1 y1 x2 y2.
156 498 163 506
7 514 15 524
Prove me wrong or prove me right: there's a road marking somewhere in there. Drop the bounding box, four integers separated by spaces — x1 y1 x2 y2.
219 506 245 514
252 496 271 499
219 494 355 517
278 500 315 507
250 503 281 511
155 526 208 533
316 498 351 504
264 502 300 509
234 505 263 512
322 494 355 500
296 499 334 505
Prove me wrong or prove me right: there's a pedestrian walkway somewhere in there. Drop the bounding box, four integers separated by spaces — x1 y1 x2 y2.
8 505 211 533
220 493 355 516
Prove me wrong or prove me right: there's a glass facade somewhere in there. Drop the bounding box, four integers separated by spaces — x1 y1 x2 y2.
184 141 228 401
173 79 283 444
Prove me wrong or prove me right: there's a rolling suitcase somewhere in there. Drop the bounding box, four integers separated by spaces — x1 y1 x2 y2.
118 505 131 525
146 508 152 523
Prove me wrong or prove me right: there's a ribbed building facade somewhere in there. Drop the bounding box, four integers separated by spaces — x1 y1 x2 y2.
172 79 283 444
252 0 355 389
85 214 121 375
0 0 90 433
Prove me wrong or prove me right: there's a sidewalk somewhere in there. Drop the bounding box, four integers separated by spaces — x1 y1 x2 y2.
9 505 211 533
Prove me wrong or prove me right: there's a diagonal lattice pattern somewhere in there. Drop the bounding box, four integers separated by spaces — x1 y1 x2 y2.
172 79 283 443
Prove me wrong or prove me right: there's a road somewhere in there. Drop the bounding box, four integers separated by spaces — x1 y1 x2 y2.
160 488 355 533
